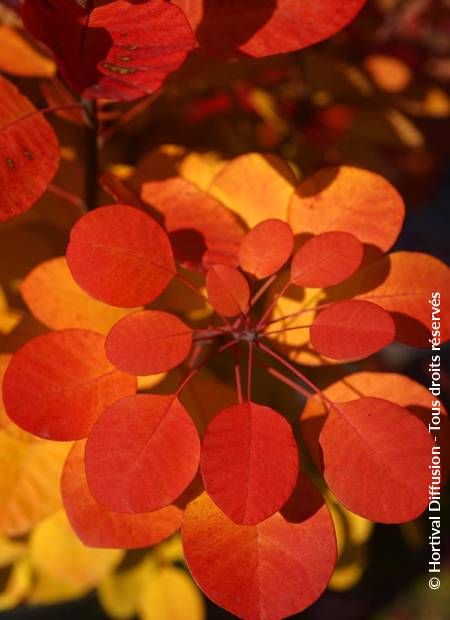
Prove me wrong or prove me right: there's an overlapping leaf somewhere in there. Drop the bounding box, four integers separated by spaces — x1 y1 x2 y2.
62 441 183 548
0 76 60 222
3 330 136 440
22 0 195 101
239 219 294 279
67 205 176 307
201 402 299 524
206 264 250 317
85 394 200 513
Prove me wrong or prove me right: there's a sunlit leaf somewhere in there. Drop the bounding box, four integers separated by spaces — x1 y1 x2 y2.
239 219 294 279
22 0 195 101
21 257 138 335
3 330 136 440
206 264 250 317
85 394 200 513
182 479 336 620
288 167 405 252
0 76 60 222
201 402 299 524
291 231 363 288
67 205 176 308
62 441 182 549
310 300 395 360
0 26 56 77
105 311 192 376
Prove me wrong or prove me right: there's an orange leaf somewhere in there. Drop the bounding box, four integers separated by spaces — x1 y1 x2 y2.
239 219 294 279
206 265 250 317
3 330 136 440
0 26 56 78
105 310 192 376
288 167 405 252
201 402 299 524
182 480 336 620
85 394 200 513
62 441 182 548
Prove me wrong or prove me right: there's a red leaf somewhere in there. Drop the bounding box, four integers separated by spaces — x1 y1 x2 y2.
320 397 433 522
239 219 294 279
310 300 395 360
291 231 363 288
288 167 405 253
327 252 450 346
66 205 175 308
182 479 337 620
174 0 366 58
85 394 200 513
141 177 246 270
22 0 194 101
206 264 250 317
62 440 182 548
0 76 59 222
2 330 136 441
105 310 192 376
201 402 299 524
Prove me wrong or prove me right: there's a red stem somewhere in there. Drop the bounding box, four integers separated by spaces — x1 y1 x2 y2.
247 340 253 402
233 347 243 404
253 357 313 399
256 279 291 328
250 274 277 307
263 324 312 337
175 340 237 396
1 103 85 133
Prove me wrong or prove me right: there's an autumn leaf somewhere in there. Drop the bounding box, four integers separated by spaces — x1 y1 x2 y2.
22 0 195 101
239 219 294 279
0 76 60 222
206 264 250 317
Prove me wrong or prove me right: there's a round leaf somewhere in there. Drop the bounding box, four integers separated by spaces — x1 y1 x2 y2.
85 394 200 513
66 205 175 308
0 76 59 222
174 0 366 57
321 397 434 522
288 167 405 252
62 441 182 549
21 257 137 335
291 231 363 288
201 402 299 524
239 219 294 279
22 0 195 101
3 330 136 441
182 480 337 620
106 310 192 376
310 300 395 360
206 264 250 317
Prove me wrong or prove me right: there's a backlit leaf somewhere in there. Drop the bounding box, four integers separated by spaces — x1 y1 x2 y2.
0 76 60 222
0 431 69 536
62 441 182 549
320 398 433 522
3 330 136 440
141 177 246 270
206 264 250 317
0 354 37 443
22 0 195 101
0 26 56 77
21 257 137 335
239 219 294 279
29 511 123 588
288 167 405 252
182 479 337 620
310 300 395 360
174 0 366 57
327 252 450 346
85 394 200 513
0 559 32 611
66 205 176 308
291 231 363 288
105 310 192 376
209 153 296 227
201 402 299 524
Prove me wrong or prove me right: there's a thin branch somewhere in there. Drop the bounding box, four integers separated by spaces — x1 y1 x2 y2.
233 347 243 404
263 324 312 337
256 279 291 328
253 357 313 399
175 340 237 396
47 183 85 211
82 98 99 212
247 340 253 402
250 274 277 307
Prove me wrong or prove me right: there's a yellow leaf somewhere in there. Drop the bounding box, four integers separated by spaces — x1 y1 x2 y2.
0 536 27 568
0 558 32 610
21 257 139 335
364 54 412 93
0 432 70 536
0 287 21 335
30 511 123 589
138 566 205 620
179 151 225 191
0 26 56 78
208 153 296 227
155 535 184 564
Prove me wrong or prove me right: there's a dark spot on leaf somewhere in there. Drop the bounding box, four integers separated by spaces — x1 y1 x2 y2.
118 56 132 62
102 63 137 76
6 158 15 169
23 150 34 160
